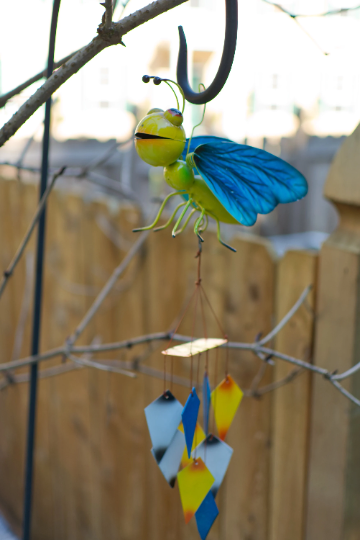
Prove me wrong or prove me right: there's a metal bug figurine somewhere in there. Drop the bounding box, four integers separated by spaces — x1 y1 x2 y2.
133 76 308 252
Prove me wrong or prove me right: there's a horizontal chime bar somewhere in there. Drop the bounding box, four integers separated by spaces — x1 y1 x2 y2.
162 338 228 358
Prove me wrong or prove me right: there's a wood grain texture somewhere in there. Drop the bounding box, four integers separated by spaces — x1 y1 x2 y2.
220 235 275 540
306 124 360 540
0 175 324 540
270 250 317 540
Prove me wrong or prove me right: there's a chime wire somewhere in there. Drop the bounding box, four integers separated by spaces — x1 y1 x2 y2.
170 356 174 393
211 346 219 436
163 354 166 394
160 245 229 459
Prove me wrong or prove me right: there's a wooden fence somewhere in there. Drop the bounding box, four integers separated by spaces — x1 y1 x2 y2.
0 124 359 540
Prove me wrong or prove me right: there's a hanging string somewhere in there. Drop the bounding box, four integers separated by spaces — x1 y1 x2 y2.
190 354 193 392
199 284 208 340
211 346 219 437
197 353 201 388
225 340 230 378
164 285 198 352
200 284 227 339
163 354 167 394
170 356 174 393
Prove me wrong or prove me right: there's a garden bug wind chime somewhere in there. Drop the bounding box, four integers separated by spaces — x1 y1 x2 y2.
134 1 308 537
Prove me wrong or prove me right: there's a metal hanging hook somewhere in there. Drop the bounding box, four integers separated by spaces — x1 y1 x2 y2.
176 0 238 105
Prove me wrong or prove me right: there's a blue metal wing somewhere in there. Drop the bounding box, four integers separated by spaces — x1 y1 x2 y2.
181 136 231 160
181 137 308 226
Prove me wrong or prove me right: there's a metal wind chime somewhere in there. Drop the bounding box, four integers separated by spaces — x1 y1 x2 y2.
144 249 243 539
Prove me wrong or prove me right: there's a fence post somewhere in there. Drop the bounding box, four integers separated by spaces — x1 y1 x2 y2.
305 124 360 540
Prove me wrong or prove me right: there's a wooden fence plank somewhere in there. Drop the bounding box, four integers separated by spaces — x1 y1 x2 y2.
270 250 317 540
306 123 360 540
0 179 37 532
220 235 276 540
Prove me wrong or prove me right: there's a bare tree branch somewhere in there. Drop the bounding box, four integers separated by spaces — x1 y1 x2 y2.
261 0 360 55
0 52 77 109
66 230 149 347
11 252 34 361
0 167 66 300
262 0 360 18
100 0 113 28
67 353 136 378
258 284 312 345
1 331 360 408
254 367 303 396
1 262 359 407
0 0 188 147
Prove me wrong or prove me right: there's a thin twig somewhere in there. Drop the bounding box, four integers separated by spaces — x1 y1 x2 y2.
96 214 132 251
0 52 77 109
0 167 66 300
328 378 360 408
66 230 149 347
0 352 191 391
0 0 188 147
15 126 42 180
250 361 268 393
255 368 303 396
0 137 140 204
332 363 360 382
85 171 139 204
1 285 360 406
81 137 132 173
67 354 136 378
261 0 360 55
262 0 360 18
11 252 35 361
258 285 312 345
0 362 82 391
101 0 113 28
0 331 360 406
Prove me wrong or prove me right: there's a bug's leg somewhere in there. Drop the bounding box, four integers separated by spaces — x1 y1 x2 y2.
173 208 198 236
216 218 236 252
172 199 193 237
194 208 206 242
133 191 184 232
153 202 186 232
198 213 208 234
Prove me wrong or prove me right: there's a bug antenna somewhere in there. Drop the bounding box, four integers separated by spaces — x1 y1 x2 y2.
142 75 185 114
163 79 186 114
186 83 206 157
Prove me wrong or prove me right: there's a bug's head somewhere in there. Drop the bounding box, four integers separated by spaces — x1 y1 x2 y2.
135 108 185 167
134 76 186 167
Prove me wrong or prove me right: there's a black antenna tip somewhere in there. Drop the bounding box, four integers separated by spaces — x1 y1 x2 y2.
153 76 162 86
142 75 150 83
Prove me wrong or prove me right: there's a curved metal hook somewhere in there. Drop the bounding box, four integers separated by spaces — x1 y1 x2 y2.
176 0 238 105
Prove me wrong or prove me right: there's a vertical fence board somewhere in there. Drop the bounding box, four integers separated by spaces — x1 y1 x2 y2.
270 250 317 540
0 179 37 533
306 123 360 540
221 235 275 540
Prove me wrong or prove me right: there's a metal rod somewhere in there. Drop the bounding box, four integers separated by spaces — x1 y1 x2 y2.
176 0 238 104
23 1 61 539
